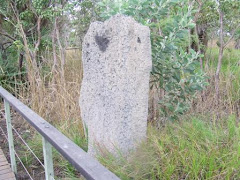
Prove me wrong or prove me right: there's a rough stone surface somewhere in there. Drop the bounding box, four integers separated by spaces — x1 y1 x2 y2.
80 14 152 156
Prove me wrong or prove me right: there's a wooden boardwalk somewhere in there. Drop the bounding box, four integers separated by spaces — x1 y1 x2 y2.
0 148 16 180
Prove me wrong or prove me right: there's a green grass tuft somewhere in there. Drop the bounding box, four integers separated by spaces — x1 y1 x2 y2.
99 116 240 179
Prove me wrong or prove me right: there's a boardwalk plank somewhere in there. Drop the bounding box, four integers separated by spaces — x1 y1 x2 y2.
0 159 6 163
0 156 5 160
0 165 10 171
0 148 16 180
0 168 11 174
0 161 8 166
0 172 15 180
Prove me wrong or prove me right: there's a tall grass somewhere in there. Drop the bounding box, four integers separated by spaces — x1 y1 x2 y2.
14 49 87 178
99 115 240 179
20 49 85 132
193 47 240 117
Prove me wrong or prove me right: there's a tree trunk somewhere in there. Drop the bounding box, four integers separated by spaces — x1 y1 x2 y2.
215 9 224 102
55 18 65 79
195 24 203 70
18 52 24 70
52 18 57 72
235 39 240 49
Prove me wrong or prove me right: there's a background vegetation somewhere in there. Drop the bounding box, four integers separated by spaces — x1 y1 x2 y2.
0 0 240 179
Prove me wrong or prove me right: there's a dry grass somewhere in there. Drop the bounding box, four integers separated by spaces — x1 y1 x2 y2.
192 47 240 118
12 49 87 178
208 39 236 48
19 48 85 136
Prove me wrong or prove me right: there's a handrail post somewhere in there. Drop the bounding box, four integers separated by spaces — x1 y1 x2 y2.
43 137 54 180
4 99 17 174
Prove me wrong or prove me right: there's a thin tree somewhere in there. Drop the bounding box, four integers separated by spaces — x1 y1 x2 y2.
215 0 240 102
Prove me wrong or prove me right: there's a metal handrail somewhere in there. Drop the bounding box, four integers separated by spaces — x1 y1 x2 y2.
0 86 120 180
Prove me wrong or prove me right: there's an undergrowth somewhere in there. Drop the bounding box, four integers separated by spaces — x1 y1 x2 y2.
21 114 240 179
99 115 240 180
193 47 240 117
20 121 87 179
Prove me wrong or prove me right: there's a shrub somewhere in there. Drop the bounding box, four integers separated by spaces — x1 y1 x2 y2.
0 46 26 93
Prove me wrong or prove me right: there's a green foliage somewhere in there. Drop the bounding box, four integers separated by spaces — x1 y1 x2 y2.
201 0 240 47
100 115 240 179
198 0 240 31
97 0 208 120
70 0 97 46
0 46 26 93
